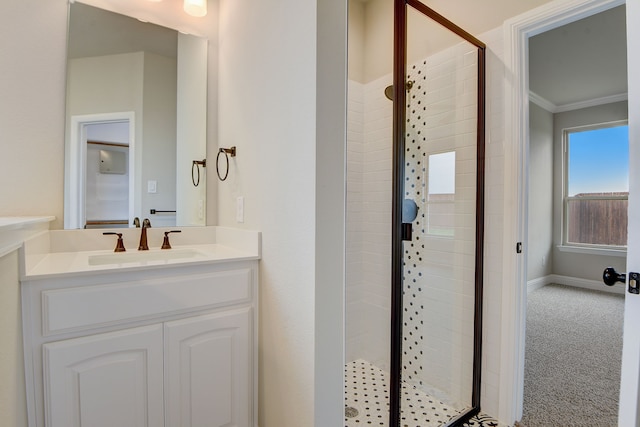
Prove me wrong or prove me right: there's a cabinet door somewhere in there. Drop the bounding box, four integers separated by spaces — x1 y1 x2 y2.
165 308 252 427
43 324 164 427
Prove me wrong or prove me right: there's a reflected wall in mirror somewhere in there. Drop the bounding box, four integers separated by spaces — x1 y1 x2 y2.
64 2 208 229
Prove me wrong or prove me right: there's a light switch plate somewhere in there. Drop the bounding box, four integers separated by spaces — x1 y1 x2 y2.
236 196 244 223
198 199 204 220
147 180 157 193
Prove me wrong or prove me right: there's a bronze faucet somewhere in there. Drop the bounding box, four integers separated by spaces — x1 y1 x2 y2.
138 218 151 250
103 232 126 252
161 230 182 249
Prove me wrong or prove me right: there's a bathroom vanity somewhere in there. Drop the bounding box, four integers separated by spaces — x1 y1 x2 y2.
20 226 260 427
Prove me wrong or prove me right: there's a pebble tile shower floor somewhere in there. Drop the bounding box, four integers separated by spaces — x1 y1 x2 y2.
345 359 500 427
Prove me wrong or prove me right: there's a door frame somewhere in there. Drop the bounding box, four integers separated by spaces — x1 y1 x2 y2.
64 112 135 229
499 0 627 422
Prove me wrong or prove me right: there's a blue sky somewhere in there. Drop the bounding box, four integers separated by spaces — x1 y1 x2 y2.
568 125 629 196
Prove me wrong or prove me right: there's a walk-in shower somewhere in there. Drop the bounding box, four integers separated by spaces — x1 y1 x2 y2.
345 0 485 426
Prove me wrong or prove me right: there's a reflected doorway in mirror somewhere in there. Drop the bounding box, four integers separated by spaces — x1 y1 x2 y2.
65 112 136 230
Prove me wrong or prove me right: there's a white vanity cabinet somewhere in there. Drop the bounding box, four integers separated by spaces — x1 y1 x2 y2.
22 260 258 427
165 308 251 427
43 324 165 427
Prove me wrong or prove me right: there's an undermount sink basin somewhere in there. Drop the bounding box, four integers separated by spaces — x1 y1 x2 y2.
88 248 204 266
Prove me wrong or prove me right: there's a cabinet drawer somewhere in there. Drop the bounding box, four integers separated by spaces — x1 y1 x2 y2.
41 268 252 336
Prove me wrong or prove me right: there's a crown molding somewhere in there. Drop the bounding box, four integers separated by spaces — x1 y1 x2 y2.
528 91 557 112
528 90 628 113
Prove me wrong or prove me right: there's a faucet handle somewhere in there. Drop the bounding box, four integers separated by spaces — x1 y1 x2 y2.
133 217 140 228
103 232 126 252
161 230 182 249
143 218 151 228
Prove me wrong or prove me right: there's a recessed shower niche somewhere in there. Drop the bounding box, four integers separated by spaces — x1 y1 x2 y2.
345 0 486 425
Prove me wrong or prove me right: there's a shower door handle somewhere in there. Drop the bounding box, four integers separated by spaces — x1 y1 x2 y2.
401 199 418 241
402 223 412 241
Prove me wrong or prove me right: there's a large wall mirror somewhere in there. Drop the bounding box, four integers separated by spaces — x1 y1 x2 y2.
64 2 208 229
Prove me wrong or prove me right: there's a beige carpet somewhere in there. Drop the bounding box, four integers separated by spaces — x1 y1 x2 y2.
521 284 623 427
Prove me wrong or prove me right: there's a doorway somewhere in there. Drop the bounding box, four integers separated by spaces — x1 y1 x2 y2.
64 112 135 229
523 8 628 423
84 121 131 228
500 0 631 424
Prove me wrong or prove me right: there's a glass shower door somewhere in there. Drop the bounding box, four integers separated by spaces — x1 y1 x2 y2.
390 1 485 426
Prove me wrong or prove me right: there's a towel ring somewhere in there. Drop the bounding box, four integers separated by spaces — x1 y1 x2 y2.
192 159 206 186
216 146 236 181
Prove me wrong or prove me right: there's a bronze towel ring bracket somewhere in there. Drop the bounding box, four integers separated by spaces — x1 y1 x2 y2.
192 159 207 186
216 146 236 181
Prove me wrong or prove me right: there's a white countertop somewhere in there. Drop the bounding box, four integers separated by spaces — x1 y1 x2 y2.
24 243 259 280
0 216 55 231
19 226 261 280
0 216 55 258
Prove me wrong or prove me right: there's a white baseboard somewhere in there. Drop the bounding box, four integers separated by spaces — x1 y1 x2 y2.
526 276 549 293
527 274 625 295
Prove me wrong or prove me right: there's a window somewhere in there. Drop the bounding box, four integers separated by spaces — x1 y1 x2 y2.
426 151 455 237
564 122 628 248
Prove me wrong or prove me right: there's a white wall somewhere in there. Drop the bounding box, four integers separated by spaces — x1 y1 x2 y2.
363 0 393 83
68 53 144 116
528 102 554 280
0 3 67 418
141 52 177 227
217 0 346 426
552 101 628 280
67 52 144 220
176 34 207 227
0 0 68 229
217 0 316 421
68 52 177 226
348 0 365 83
475 27 507 418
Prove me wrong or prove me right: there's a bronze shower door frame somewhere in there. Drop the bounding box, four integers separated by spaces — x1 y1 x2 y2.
389 1 486 426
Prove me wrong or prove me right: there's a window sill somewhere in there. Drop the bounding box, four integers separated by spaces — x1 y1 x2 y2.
557 245 627 258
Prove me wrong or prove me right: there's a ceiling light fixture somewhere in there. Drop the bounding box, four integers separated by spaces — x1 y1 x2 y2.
183 0 207 17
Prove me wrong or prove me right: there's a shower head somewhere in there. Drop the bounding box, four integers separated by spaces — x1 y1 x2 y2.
384 80 414 101
384 85 394 101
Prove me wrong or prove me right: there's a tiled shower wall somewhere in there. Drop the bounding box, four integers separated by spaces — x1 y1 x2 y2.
401 43 478 409
346 26 506 417
346 76 393 372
